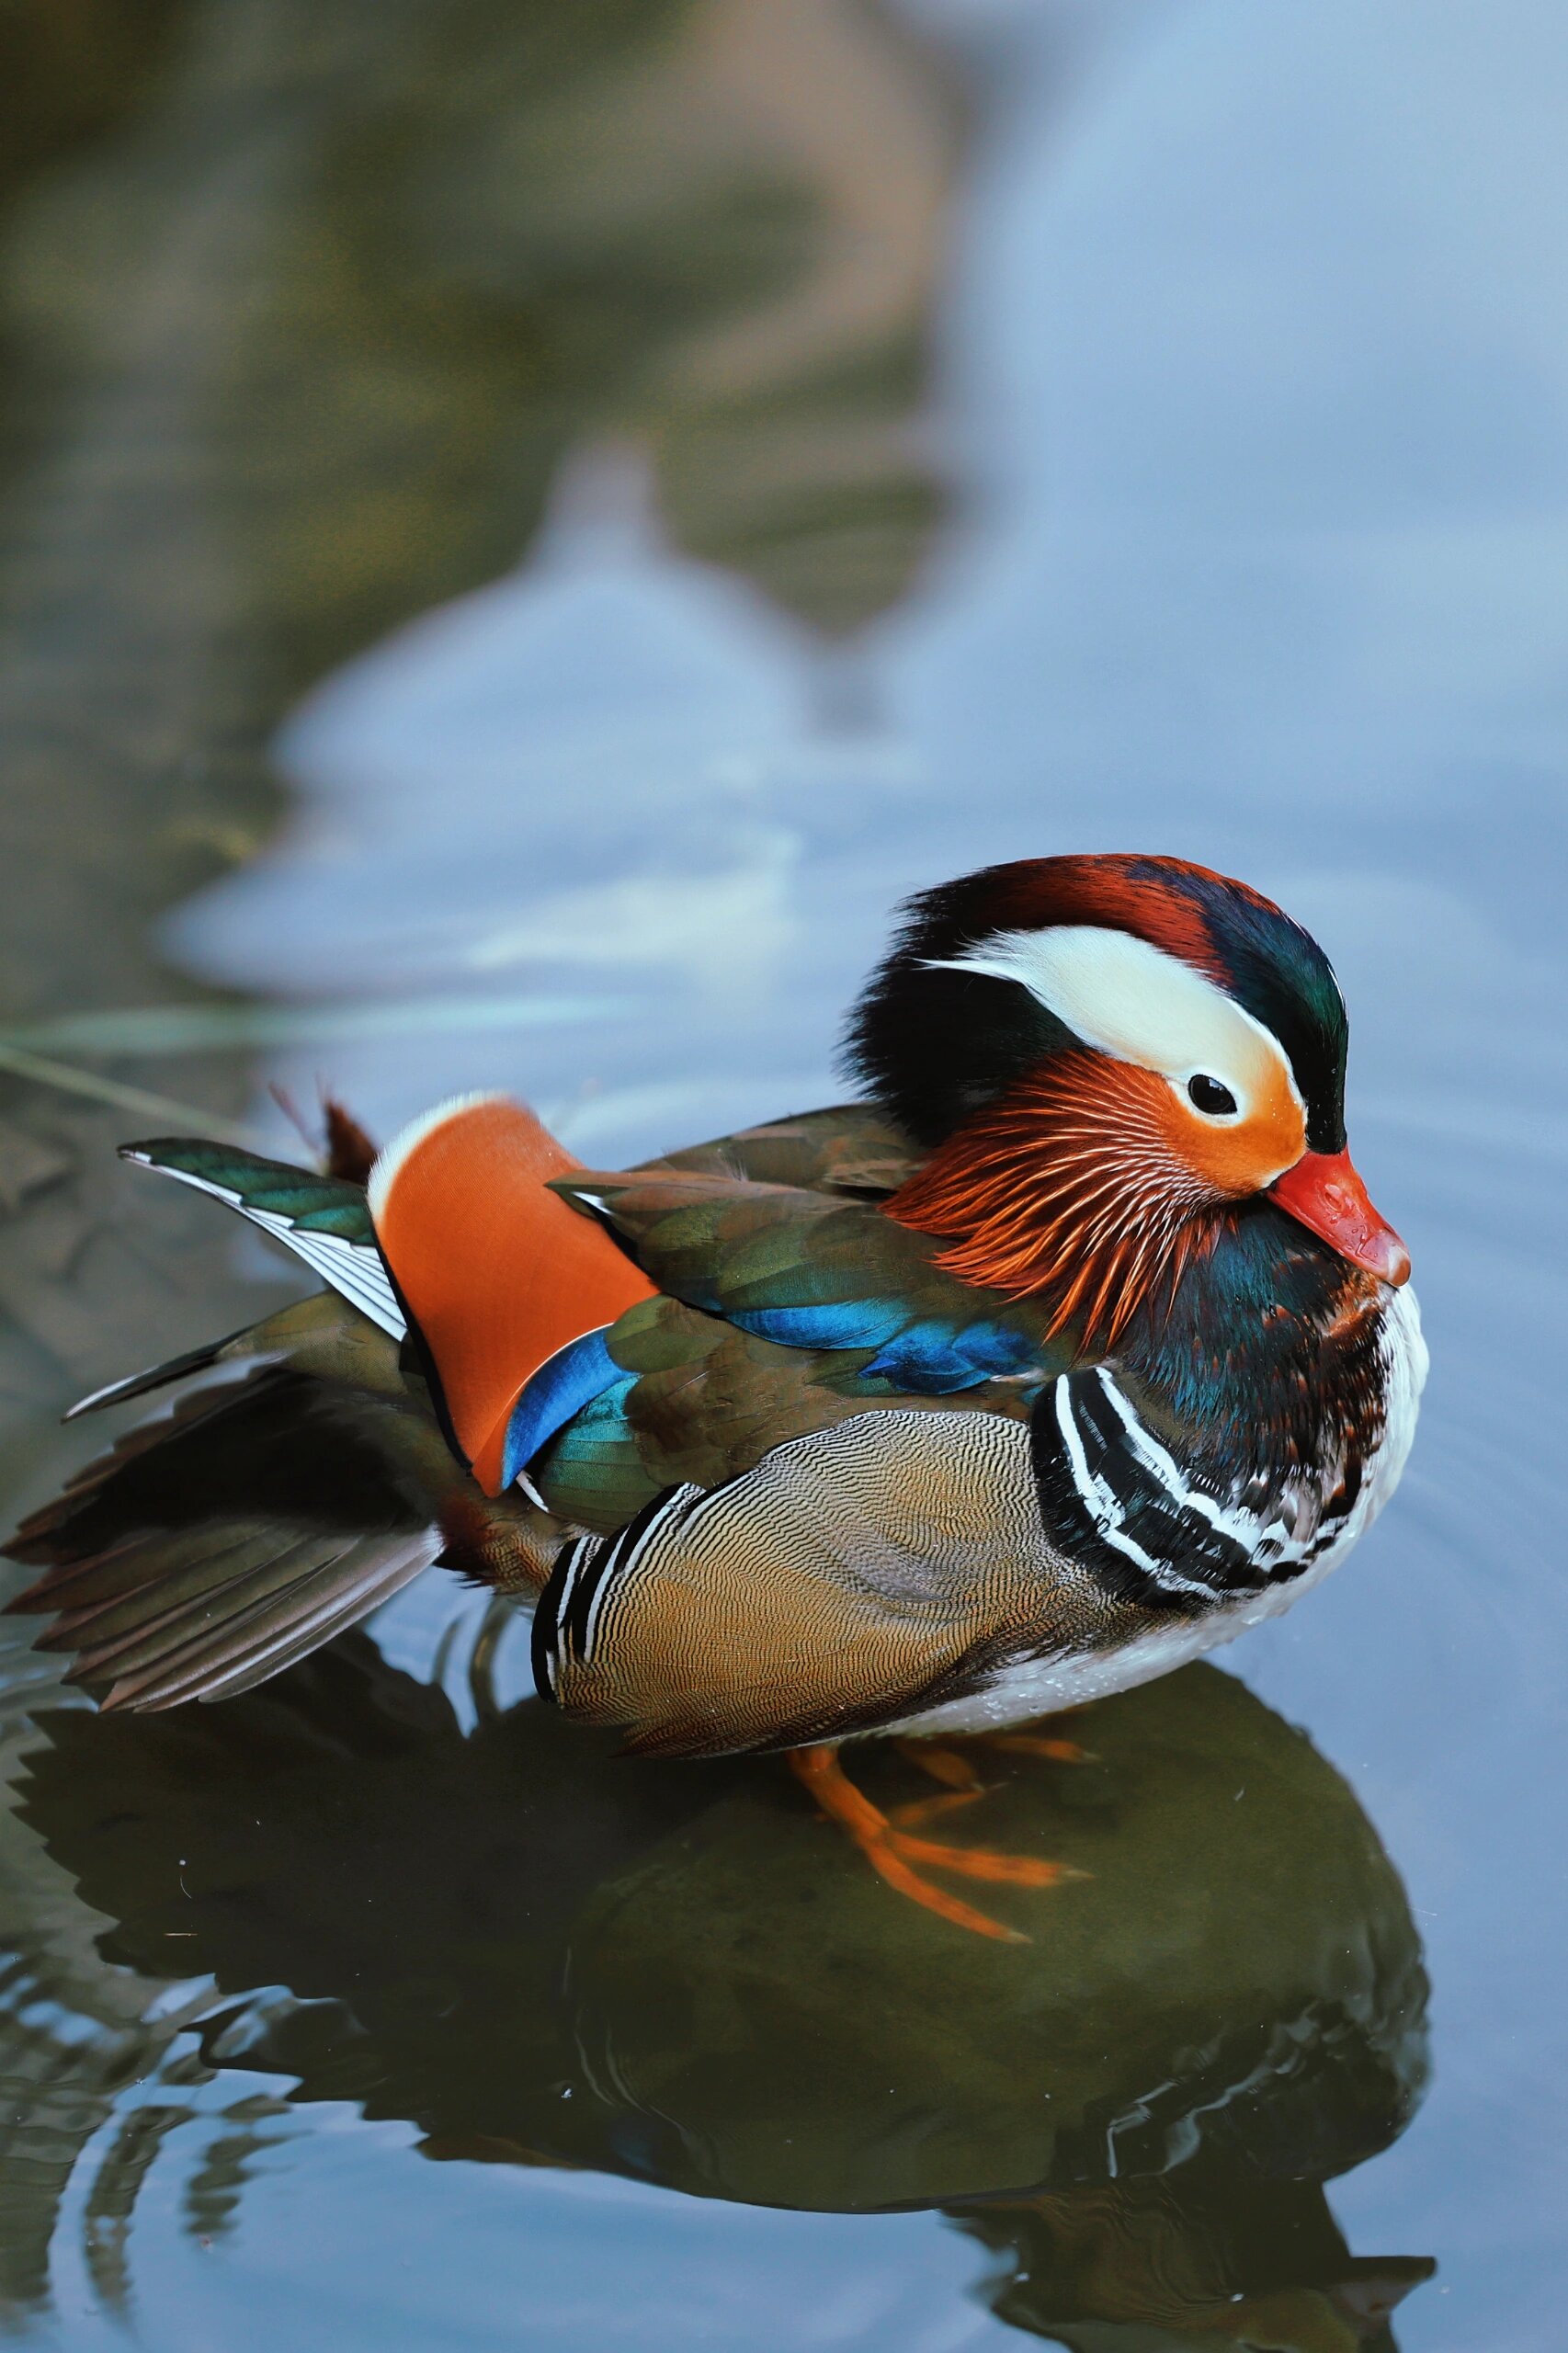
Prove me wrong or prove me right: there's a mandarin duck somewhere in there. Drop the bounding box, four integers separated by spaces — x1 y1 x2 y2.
4 856 1426 1939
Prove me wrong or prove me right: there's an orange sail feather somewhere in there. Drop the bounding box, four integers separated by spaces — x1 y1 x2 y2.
369 1095 655 1494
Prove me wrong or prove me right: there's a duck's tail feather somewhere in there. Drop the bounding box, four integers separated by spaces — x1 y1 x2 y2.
120 1140 405 1339
2 1362 568 1710
32 1521 437 1711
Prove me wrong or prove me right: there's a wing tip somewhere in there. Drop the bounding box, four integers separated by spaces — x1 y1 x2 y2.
119 1136 211 1164
62 1371 146 1423
61 1329 240 1421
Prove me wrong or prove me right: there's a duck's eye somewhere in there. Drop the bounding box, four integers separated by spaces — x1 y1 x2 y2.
1187 1073 1238 1116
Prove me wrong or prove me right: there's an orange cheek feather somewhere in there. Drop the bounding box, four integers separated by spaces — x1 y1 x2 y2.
887 1053 1308 1343
1176 1058 1305 1198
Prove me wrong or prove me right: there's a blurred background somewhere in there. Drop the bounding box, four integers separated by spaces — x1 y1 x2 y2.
0 3 1563 2347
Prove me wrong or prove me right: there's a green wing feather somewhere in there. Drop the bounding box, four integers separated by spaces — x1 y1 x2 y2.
121 1139 403 1337
552 1166 1068 1396
94 1109 1056 1540
645 1102 920 1196
529 1376 661 1531
124 1139 376 1240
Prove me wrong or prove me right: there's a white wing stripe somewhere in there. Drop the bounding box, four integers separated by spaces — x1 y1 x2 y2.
245 1210 404 1337
126 1155 406 1340
122 1154 242 1206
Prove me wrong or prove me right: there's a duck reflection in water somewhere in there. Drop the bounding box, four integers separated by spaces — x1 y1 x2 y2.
18 1632 1432 2348
962 2178 1431 2352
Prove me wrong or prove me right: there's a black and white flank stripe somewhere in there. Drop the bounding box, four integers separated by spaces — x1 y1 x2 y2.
1031 1282 1426 1613
531 1484 698 1698
1032 1365 1355 1609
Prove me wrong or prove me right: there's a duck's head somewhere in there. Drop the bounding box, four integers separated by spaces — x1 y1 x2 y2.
847 854 1408 1339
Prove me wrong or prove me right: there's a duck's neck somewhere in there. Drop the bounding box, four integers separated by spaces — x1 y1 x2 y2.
889 1114 1406 1604
1023 1208 1406 1613
1113 1202 1394 1493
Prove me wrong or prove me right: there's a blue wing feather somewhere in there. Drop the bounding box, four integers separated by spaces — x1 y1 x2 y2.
500 1328 627 1488
722 1302 1039 1392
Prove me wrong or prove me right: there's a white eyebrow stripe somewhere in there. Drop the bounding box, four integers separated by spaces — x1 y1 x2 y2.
928 924 1302 1112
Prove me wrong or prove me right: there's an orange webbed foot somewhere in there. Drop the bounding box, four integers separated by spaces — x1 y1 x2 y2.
983 1730 1096 1765
893 1737 987 1790
789 1743 1082 1943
